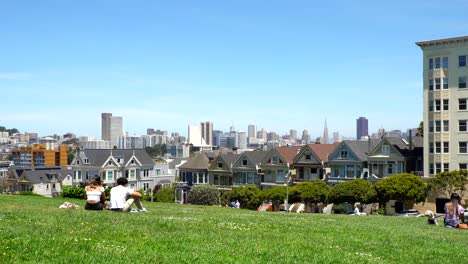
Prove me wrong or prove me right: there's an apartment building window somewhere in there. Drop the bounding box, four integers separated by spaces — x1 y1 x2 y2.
305 154 311 160
435 78 441 90
444 163 449 172
460 120 467 132
459 76 467 88
382 145 390 155
443 142 449 153
443 99 449 111
429 101 434 112
443 78 448 89
429 141 434 153
429 121 434 133
435 100 441 111
459 142 468 153
459 98 467 110
435 57 441 69
242 160 248 166
340 151 348 159
435 142 441 153
429 163 434 175
429 58 433 69
429 79 434 90
443 120 449 132
272 156 279 164
443 57 448 69
435 163 442 174
460 55 467 67
435 120 441 132
460 163 467 170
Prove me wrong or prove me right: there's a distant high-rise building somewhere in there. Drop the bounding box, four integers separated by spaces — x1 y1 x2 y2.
238 132 247 149
188 125 206 146
147 128 155 135
200 121 213 145
290 129 297 141
333 132 343 143
323 119 329 144
267 132 278 141
356 117 368 140
257 129 267 141
101 113 123 148
212 130 223 146
302 129 310 144
248 124 257 139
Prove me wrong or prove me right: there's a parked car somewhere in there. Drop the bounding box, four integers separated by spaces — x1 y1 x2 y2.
397 209 420 217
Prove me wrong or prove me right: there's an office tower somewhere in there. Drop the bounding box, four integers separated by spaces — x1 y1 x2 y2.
257 129 267 141
248 124 257 138
302 129 310 144
212 130 223 146
188 125 205 146
200 121 213 145
323 119 329 144
416 36 468 176
238 131 247 149
290 129 297 141
101 113 123 148
333 132 343 143
356 117 368 140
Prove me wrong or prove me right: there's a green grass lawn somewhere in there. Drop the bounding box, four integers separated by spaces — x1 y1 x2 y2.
0 195 467 264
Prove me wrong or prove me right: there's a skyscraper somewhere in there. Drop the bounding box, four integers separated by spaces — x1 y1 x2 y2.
323 119 329 144
302 129 310 144
356 117 368 140
290 129 297 141
101 113 123 148
200 121 213 145
248 124 257 139
333 132 343 143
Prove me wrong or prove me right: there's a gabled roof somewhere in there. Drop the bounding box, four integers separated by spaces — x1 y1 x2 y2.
78 149 154 167
275 146 302 164
308 142 340 162
20 169 72 184
179 152 210 170
220 153 240 167
243 150 269 165
168 158 187 169
343 139 380 161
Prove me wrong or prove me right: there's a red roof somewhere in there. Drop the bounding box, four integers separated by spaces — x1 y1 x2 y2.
308 142 340 162
275 146 302 164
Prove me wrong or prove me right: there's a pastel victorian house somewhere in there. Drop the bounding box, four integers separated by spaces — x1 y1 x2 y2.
71 149 155 191
367 137 423 179
327 140 379 184
261 146 301 189
17 168 73 197
232 150 268 188
292 143 339 182
208 152 239 190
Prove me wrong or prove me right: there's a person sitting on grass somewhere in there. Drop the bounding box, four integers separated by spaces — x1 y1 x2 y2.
109 177 147 212
444 193 464 228
84 177 106 211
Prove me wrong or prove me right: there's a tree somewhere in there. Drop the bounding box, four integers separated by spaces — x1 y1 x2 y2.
289 181 330 207
374 173 427 207
427 170 468 199
154 184 175 203
187 184 220 206
144 144 167 158
328 179 377 205
221 186 262 210
416 121 423 137
261 186 286 207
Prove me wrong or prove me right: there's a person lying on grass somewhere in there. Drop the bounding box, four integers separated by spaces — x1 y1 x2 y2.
109 177 147 212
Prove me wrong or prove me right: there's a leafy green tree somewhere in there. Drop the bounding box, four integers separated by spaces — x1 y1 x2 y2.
261 186 286 207
289 181 330 207
145 144 167 158
328 179 376 205
187 184 220 205
222 185 262 210
416 121 423 137
374 173 427 207
427 170 468 199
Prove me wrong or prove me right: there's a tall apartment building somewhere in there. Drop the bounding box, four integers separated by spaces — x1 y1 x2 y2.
101 113 123 148
416 36 468 176
12 144 69 168
290 129 297 141
200 121 213 145
248 124 257 138
356 117 368 140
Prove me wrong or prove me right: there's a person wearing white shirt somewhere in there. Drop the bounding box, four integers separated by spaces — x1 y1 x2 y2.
110 177 147 212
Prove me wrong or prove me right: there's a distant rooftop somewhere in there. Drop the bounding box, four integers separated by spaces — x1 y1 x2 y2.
416 35 468 48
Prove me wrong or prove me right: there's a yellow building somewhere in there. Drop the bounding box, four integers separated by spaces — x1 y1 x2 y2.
12 144 69 168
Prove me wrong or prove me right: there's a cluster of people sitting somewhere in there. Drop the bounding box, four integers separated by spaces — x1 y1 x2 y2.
84 176 147 213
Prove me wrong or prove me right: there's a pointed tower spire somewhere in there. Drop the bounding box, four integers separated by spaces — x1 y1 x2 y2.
323 119 329 144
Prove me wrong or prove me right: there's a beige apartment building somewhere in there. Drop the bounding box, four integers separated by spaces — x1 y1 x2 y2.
416 36 468 176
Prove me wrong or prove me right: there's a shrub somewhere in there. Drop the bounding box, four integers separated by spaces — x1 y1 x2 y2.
328 179 376 205
154 184 175 203
289 181 330 206
221 186 262 210
62 186 86 199
332 204 346 214
187 184 220 206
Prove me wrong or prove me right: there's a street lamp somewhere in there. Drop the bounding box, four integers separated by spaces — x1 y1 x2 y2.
285 172 290 212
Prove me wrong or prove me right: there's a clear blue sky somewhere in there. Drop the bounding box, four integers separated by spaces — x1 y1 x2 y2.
1 0 467 139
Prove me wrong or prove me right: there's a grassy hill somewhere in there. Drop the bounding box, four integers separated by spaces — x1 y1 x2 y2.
0 195 467 263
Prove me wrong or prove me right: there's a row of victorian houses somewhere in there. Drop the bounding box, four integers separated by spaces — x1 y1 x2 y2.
175 136 423 203
0 136 423 199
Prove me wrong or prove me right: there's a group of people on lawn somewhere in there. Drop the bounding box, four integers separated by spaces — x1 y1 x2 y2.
84 176 147 213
